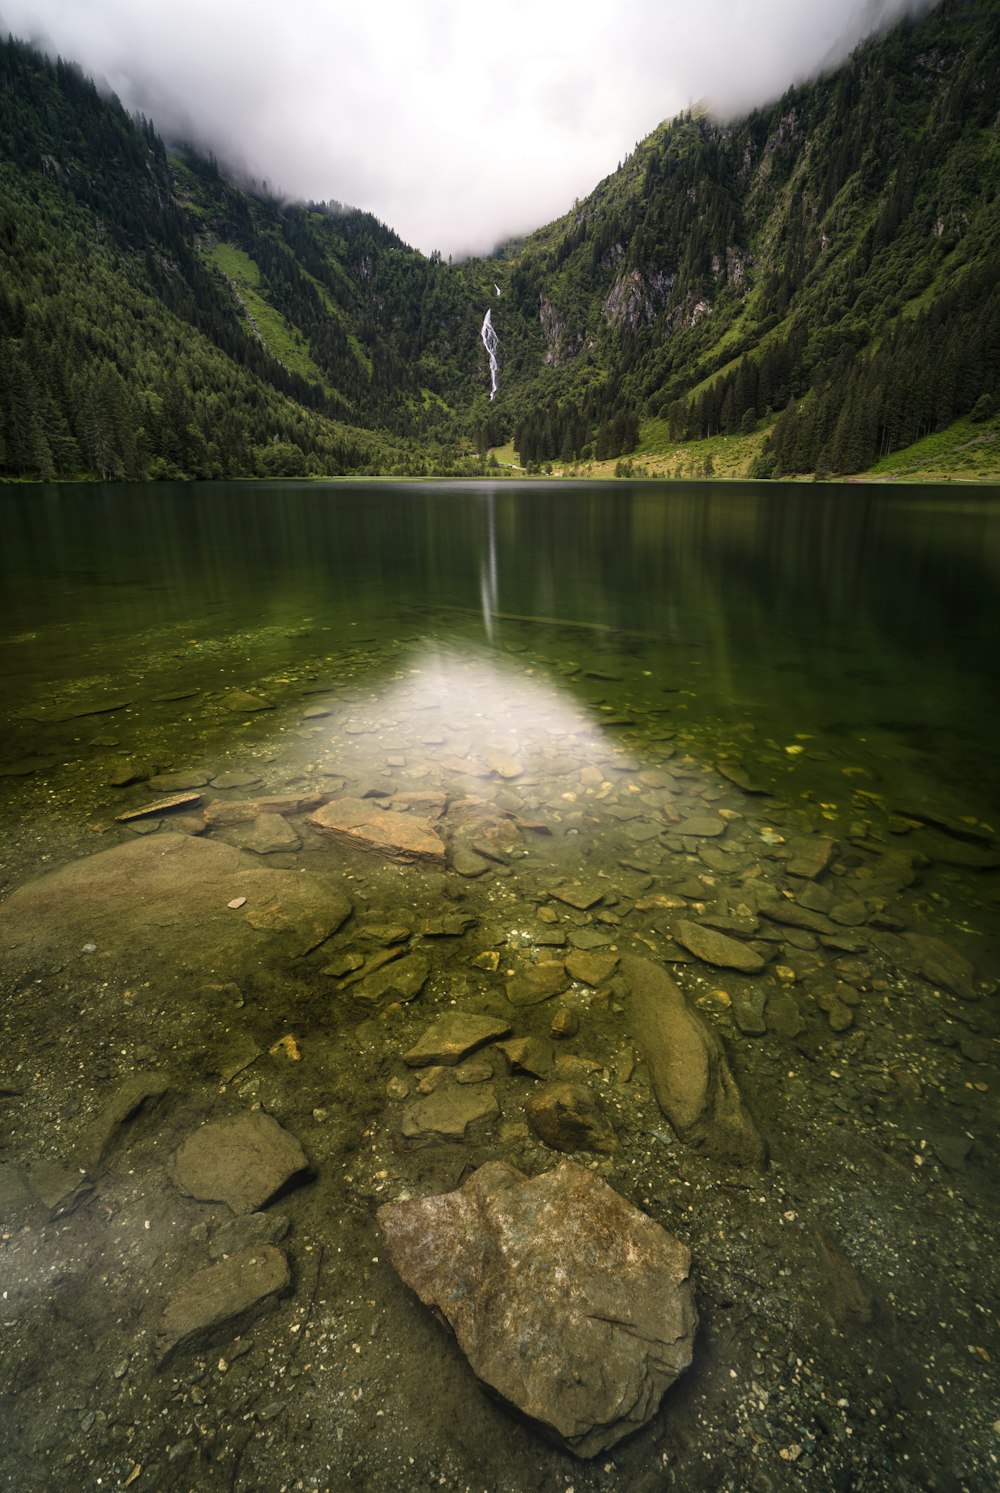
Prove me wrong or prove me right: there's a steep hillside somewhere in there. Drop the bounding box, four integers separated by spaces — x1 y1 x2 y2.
0 36 496 479
1 0 999 482
490 0 1000 475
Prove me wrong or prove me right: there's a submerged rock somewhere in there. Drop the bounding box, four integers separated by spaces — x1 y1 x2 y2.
673 919 767 974
0 832 351 972
308 797 446 865
524 1081 617 1154
549 882 606 911
623 955 767 1169
209 1212 291 1261
900 932 979 1000
155 1245 290 1366
506 960 570 1006
377 1159 696 1458
784 835 837 879
565 950 619 986
766 987 806 1038
400 1083 499 1141
79 1072 170 1164
115 792 202 822
355 953 429 1004
148 771 210 792
169 1111 309 1214
222 690 274 713
403 1013 511 1067
497 1035 554 1077
204 793 323 826
233 812 302 855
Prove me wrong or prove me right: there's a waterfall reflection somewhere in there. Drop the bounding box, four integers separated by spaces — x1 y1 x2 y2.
479 488 500 643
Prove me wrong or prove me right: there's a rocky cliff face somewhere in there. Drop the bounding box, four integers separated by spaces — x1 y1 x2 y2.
602 266 676 331
538 293 584 366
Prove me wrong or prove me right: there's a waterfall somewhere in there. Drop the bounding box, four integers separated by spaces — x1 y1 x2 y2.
480 308 500 400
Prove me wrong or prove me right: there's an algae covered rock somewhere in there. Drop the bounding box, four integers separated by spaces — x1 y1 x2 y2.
623 954 767 1169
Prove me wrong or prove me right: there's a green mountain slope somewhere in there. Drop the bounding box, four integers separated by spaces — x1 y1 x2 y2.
1 0 998 482
0 37 497 479
490 0 1000 476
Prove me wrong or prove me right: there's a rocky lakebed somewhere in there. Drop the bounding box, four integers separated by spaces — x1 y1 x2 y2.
0 630 998 1492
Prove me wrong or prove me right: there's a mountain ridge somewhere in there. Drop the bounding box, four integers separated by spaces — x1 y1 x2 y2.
0 0 998 482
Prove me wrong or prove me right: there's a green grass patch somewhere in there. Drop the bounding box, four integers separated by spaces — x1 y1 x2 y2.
205 243 327 386
633 417 773 477
863 416 1000 482
490 440 522 468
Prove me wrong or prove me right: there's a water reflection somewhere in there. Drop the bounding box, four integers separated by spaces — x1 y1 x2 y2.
479 488 500 642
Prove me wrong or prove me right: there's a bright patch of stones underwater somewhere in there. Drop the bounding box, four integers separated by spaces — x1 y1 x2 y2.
0 616 998 1493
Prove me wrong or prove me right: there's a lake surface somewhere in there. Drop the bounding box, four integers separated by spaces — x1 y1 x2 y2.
0 479 998 1492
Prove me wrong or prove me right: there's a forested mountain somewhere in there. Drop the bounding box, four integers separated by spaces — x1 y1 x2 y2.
1 0 998 482
0 35 498 479
495 0 1000 476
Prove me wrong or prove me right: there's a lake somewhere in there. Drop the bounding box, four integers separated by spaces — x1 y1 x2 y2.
0 479 998 1491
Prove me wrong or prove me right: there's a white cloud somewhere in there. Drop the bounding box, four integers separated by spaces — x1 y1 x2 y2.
1 0 936 256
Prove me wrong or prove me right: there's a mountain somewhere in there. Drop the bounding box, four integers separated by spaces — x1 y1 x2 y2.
493 0 1000 477
1 0 998 483
0 36 498 479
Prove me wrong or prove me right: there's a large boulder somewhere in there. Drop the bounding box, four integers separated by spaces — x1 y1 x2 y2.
377 1159 696 1458
622 954 767 1170
0 832 352 973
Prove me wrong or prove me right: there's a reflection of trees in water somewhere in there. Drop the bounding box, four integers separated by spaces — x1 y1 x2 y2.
2 479 997 771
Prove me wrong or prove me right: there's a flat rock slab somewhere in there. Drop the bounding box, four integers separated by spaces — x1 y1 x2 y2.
565 950 619 986
676 814 727 837
210 772 264 790
209 1211 290 1261
784 835 837 879
506 960 570 1006
498 1035 554 1077
401 1083 499 1141
18 696 130 723
673 919 766 974
222 690 274 712
203 793 324 826
309 798 446 866
155 1245 290 1366
0 755 58 777
623 954 767 1169
731 989 768 1037
549 883 606 910
0 833 351 973
716 761 771 794
148 771 211 792
767 988 806 1038
419 913 477 937
404 1013 512 1067
116 792 202 822
759 899 835 935
900 932 979 1000
355 952 429 1004
378 1159 696 1458
169 1111 308 1214
233 813 303 855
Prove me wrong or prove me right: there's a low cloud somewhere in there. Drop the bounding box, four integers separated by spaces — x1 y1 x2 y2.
2 0 938 256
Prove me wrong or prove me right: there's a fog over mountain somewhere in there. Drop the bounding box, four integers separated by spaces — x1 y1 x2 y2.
1 0 937 256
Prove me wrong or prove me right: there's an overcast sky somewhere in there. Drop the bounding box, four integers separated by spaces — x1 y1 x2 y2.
2 0 934 257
